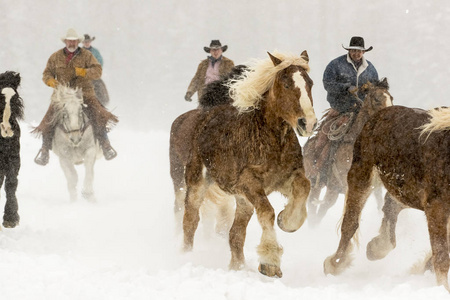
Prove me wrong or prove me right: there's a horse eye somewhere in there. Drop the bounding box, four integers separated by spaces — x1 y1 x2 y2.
284 83 290 89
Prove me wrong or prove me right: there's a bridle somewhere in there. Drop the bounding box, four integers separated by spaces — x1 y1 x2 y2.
58 107 91 137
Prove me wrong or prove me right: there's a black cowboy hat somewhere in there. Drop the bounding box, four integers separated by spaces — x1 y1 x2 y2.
342 36 373 52
83 34 96 42
204 40 228 53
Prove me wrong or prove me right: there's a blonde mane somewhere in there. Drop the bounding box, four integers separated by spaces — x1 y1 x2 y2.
420 107 450 137
227 51 310 112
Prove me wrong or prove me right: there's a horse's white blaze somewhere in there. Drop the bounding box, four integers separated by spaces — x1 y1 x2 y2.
383 92 393 107
293 71 316 134
1 87 16 138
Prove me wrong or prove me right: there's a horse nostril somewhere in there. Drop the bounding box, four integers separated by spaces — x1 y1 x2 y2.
298 118 306 129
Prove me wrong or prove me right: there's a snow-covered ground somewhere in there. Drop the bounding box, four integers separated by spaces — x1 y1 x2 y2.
0 127 447 299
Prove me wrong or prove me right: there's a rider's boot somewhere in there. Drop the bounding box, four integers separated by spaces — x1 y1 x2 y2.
34 132 53 166
100 135 117 160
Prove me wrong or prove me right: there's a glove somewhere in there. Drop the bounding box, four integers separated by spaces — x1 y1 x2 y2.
46 78 59 88
184 92 193 102
75 67 87 77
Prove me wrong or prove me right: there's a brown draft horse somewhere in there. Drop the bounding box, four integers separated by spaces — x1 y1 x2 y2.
170 66 247 235
324 105 450 290
182 51 317 278
303 78 393 225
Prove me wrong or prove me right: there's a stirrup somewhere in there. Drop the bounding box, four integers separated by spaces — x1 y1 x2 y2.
103 146 117 160
34 148 49 166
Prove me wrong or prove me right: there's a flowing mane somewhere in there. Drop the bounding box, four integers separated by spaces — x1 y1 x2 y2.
227 51 310 112
420 107 450 135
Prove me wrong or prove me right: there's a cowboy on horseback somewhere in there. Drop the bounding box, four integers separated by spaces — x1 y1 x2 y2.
34 28 118 166
308 36 379 178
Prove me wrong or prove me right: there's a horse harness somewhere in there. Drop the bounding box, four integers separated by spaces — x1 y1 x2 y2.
58 110 91 137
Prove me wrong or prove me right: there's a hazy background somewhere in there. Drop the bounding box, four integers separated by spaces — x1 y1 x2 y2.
1 0 449 131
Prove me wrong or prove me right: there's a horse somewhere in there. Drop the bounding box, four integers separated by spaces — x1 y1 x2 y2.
51 85 101 202
170 65 247 235
182 51 316 278
303 78 393 226
0 71 24 228
324 105 450 290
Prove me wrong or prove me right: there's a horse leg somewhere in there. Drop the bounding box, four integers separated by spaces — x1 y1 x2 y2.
182 153 206 251
3 169 20 228
81 151 97 202
425 200 450 290
237 173 282 277
324 161 373 275
229 196 253 270
277 171 309 233
59 158 78 202
315 186 340 223
170 146 186 231
366 192 404 260
306 177 323 227
215 195 236 237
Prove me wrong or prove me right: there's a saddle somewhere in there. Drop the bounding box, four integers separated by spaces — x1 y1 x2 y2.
306 109 355 179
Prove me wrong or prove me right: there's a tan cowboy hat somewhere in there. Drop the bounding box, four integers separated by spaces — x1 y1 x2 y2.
61 28 84 43
204 40 228 53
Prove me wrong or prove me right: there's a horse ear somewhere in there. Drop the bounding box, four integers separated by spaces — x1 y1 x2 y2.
381 77 389 89
267 52 282 66
300 50 309 63
360 82 372 93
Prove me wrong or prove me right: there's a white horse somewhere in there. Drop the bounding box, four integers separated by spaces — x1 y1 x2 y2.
51 86 101 202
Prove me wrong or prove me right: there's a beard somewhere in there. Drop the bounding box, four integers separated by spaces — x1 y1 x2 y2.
67 46 77 52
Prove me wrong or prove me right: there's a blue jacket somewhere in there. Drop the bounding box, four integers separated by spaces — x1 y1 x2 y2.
84 46 103 67
323 54 378 113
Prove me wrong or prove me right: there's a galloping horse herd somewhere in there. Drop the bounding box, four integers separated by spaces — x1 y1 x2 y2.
170 51 450 291
1 49 450 291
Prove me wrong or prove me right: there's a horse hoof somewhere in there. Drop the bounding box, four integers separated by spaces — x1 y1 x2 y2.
2 220 19 228
277 211 296 233
258 263 282 278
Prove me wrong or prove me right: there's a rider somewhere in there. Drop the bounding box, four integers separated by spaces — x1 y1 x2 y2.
184 40 234 104
34 28 118 166
309 36 379 176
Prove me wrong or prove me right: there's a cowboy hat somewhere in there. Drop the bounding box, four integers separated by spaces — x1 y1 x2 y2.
83 34 96 42
61 28 84 43
342 36 373 52
204 40 228 53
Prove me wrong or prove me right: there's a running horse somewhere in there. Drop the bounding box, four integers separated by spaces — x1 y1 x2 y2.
170 65 247 235
303 78 393 225
183 51 317 277
0 71 24 228
324 105 450 290
50 86 101 202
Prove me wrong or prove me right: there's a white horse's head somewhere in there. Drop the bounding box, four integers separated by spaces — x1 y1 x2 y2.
1 87 16 138
53 86 87 146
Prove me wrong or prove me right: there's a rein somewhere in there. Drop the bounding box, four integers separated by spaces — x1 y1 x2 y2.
323 112 355 141
59 112 91 136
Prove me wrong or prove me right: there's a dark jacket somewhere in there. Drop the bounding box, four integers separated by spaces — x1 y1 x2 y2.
186 56 234 100
323 54 378 113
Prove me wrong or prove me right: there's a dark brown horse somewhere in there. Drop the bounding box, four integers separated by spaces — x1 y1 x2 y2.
170 65 247 235
324 105 450 290
182 51 316 278
303 78 393 225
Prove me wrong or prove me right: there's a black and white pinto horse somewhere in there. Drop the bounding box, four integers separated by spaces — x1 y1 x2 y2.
51 86 101 202
0 71 24 228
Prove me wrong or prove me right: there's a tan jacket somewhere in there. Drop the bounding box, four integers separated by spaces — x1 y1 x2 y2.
42 47 102 98
186 56 234 100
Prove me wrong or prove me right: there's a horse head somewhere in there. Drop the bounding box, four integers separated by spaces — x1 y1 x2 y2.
267 51 317 137
360 77 393 114
53 86 87 146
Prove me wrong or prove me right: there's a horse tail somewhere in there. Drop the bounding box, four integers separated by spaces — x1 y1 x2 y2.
419 107 450 139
